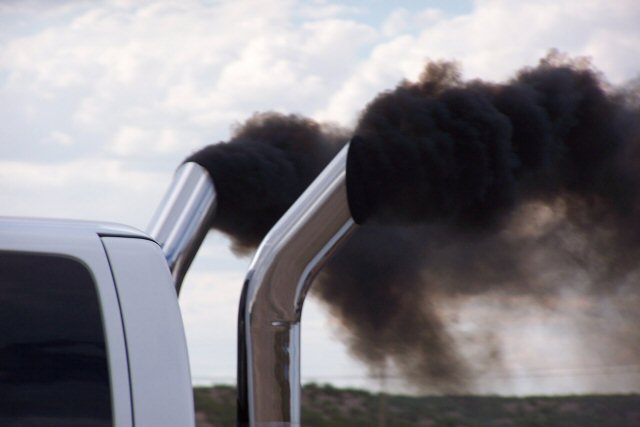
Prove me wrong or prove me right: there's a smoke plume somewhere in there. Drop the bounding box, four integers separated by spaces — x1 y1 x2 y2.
189 52 640 391
187 113 348 253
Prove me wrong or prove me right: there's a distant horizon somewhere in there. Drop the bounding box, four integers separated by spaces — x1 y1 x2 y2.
194 384 640 427
197 381 640 397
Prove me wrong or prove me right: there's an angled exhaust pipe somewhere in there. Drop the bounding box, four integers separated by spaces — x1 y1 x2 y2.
147 162 217 293
147 139 363 426
237 144 357 427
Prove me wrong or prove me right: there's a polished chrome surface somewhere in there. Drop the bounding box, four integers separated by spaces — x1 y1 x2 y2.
147 162 217 293
238 145 356 427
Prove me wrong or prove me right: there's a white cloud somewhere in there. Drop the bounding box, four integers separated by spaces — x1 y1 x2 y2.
109 126 192 156
0 0 384 169
47 130 74 146
382 7 443 38
298 0 360 20
316 34 425 124
315 0 640 125
0 158 166 227
9 0 636 163
417 0 640 82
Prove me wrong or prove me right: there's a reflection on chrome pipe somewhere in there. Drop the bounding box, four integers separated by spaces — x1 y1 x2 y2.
238 145 356 427
147 162 217 294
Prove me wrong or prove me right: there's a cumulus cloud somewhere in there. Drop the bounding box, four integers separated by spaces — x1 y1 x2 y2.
4 0 638 170
318 0 640 124
0 157 166 227
47 130 74 146
0 0 382 170
110 126 196 156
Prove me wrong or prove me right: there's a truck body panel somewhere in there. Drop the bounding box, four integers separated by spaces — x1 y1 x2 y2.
102 237 195 427
0 218 194 426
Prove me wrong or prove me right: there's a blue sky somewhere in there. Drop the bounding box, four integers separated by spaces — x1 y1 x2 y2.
1 0 639 395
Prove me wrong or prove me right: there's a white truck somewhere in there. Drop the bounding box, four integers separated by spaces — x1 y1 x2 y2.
0 145 355 427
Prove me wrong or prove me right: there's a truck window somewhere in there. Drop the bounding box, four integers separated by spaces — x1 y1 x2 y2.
0 252 112 426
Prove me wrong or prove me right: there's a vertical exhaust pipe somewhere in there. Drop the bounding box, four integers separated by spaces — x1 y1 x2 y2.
147 162 217 294
237 144 356 427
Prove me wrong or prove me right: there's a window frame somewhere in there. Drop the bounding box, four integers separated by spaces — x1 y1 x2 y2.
0 219 134 427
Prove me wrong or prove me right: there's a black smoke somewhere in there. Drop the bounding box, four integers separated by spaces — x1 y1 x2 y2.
187 112 348 253
189 52 640 390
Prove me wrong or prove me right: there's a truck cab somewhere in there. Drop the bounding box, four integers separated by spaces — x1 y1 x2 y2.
0 218 195 427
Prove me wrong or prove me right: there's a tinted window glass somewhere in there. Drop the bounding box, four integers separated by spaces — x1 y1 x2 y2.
0 252 112 426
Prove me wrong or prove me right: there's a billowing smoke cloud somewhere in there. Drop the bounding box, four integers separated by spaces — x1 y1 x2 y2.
189 52 640 391
187 113 348 253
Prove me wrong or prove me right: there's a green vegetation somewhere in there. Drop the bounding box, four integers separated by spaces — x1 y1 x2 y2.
194 385 236 427
194 384 640 427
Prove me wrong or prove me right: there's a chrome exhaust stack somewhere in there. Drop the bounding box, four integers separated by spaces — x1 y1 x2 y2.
147 162 217 294
237 144 356 427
